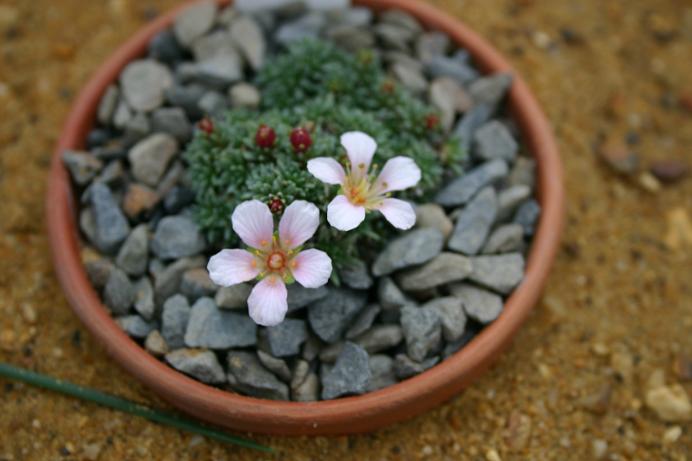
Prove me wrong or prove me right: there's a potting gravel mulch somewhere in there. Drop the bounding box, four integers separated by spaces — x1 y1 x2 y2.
64 0 540 402
0 0 690 459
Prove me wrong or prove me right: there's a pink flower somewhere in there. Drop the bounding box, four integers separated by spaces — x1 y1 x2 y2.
307 131 421 231
207 200 332 326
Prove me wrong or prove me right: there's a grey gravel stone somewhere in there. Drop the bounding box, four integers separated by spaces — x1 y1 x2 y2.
62 150 103 186
345 304 381 339
151 107 192 142
423 297 466 342
507 156 536 189
393 354 439 380
228 82 261 109
154 256 205 305
112 98 133 131
391 61 427 94
84 254 114 289
123 112 150 143
191 30 237 61
377 277 411 322
94 160 125 188
301 334 321 361
103 268 134 315
308 288 368 343
448 187 498 255
115 224 149 277
151 215 206 260
449 283 504 323
482 224 525 254
148 29 185 65
198 90 229 115
161 294 191 349
340 260 373 290
435 159 508 208
443 328 477 358
144 330 169 357
215 283 252 309
166 349 226 384
425 54 478 85
291 372 319 402
372 228 444 276
321 342 371 400
128 133 178 187
133 277 155 320
116 315 156 338
173 0 217 47
497 185 531 222
452 103 493 153
163 186 195 214
415 31 449 63
287 284 328 311
429 77 473 130
229 16 266 71
180 268 217 301
328 6 372 27
227 351 289 400
400 305 441 361
185 297 257 349
318 341 344 363
290 359 309 390
397 252 473 291
514 199 541 237
266 318 308 357
97 85 119 125
326 25 375 52
165 84 206 118
367 355 397 391
194 54 243 86
474 121 518 162
415 203 453 238
355 325 403 354
90 183 130 254
468 72 513 110
468 253 525 295
119 59 174 112
257 350 291 382
276 12 326 45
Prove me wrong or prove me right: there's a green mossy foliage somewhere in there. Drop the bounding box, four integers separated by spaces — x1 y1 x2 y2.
185 40 454 268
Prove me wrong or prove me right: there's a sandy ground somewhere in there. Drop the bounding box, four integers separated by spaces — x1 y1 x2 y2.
0 0 691 459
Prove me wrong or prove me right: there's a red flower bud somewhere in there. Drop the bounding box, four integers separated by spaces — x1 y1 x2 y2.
268 197 284 214
425 113 439 130
197 117 214 135
290 127 312 153
255 124 276 148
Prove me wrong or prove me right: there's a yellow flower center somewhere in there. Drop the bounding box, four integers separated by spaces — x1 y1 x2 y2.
266 251 287 271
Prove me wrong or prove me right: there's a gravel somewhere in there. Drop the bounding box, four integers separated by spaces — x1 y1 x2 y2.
367 355 397 391
345 304 381 339
483 224 525 254
133 277 155 320
435 160 509 208
400 305 441 361
308 287 368 343
184 297 257 349
340 260 374 290
372 228 444 276
229 16 266 71
447 187 498 255
514 199 541 237
89 183 130 254
287 284 329 311
165 349 226 384
266 318 308 357
474 121 518 162
468 72 513 109
450 283 504 324
62 150 103 186
180 268 217 300
354 325 403 354
151 215 206 260
226 351 289 400
151 107 192 142
119 59 174 112
161 294 191 349
173 0 216 47
116 315 156 338
103 268 134 315
414 203 453 237
397 252 473 291
321 342 371 400
393 354 439 380
468 253 525 295
115 224 149 277
497 185 531 221
424 297 467 342
128 133 178 187
215 283 252 309
144 330 169 357
257 350 291 382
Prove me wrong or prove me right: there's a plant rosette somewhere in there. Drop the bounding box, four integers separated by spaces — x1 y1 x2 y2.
48 0 563 435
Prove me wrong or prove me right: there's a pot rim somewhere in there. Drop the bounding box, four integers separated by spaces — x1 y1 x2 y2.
46 0 564 436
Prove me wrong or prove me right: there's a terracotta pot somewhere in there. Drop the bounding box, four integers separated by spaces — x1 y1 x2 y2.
46 0 564 436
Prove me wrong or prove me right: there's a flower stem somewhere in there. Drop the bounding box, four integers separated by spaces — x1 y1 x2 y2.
0 362 272 453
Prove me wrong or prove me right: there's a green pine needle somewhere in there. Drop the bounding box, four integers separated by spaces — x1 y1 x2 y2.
0 363 272 453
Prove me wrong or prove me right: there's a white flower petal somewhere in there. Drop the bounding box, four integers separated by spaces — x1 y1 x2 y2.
279 200 320 250
247 275 288 327
231 200 274 250
207 249 260 286
307 157 346 185
377 198 417 230
290 249 332 288
327 195 366 231
375 156 421 193
341 131 377 178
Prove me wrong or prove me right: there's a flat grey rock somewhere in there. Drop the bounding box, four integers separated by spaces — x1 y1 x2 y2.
154 256 205 306
482 224 525 254
166 349 226 384
229 83 261 109
193 54 243 86
215 283 252 309
266 318 308 357
287 284 328 311
354 325 403 354
340 260 373 290
151 215 206 260
372 228 444 276
128 133 178 187
452 103 494 153
425 54 478 85
508 156 536 189
291 372 319 402
165 84 206 118
307 288 368 343
97 85 119 125
90 183 130 254
345 304 381 339
435 160 508 208
148 30 185 66
468 72 513 109
447 187 498 255
161 294 191 349
151 107 192 142
450 283 504 324
185 297 257 349
391 61 427 93
62 150 103 186
497 185 531 222
393 354 439 380
229 16 266 71
397 252 473 291
416 31 450 63
400 305 441 362
474 121 518 162
173 0 216 47
257 350 291 382
180 268 217 301
133 277 155 320
119 59 174 112
116 315 156 338
84 256 114 290
191 30 237 62
468 253 525 295
367 354 397 392
115 224 149 277
414 203 453 238
227 351 289 400
514 199 541 237
276 12 326 45
103 268 134 315
321 342 371 400
423 297 466 342
144 330 169 357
